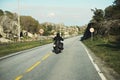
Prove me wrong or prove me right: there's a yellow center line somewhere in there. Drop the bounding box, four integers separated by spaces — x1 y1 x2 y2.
15 52 53 80
26 61 41 72
15 75 23 80
42 53 52 61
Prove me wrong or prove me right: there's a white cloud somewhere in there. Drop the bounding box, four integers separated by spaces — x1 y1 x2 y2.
47 12 56 18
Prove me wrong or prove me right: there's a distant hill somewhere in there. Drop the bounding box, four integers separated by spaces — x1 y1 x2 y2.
0 9 86 42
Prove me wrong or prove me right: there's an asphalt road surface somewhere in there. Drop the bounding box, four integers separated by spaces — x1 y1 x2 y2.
0 36 102 80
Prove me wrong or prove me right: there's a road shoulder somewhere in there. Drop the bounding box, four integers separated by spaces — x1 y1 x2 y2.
84 45 120 80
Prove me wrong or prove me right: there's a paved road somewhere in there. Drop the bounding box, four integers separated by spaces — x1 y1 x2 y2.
0 36 101 80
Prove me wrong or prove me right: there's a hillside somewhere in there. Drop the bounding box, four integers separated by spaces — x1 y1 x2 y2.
0 9 85 43
82 0 120 42
82 0 120 78
0 10 19 42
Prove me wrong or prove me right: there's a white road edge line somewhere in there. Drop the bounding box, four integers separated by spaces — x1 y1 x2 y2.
80 42 107 80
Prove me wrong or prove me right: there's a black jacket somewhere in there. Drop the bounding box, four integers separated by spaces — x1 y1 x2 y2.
53 36 63 44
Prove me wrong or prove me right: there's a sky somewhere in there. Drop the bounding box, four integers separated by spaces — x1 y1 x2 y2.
0 0 114 26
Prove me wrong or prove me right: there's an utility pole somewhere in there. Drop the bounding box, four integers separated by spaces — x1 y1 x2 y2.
18 0 21 41
60 23 63 36
60 24 61 36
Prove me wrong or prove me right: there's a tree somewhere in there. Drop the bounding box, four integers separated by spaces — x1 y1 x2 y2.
0 9 4 16
105 6 114 19
114 0 120 7
105 0 120 19
42 24 53 36
20 16 39 33
5 11 13 19
91 8 104 22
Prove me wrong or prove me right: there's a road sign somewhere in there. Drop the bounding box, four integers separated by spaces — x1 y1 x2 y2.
89 28 94 33
89 28 94 41
39 29 44 34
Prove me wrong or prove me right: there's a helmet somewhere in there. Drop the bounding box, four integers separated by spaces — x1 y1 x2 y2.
57 33 60 36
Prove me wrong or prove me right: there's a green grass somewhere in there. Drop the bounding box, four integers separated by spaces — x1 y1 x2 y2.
0 39 52 57
83 37 120 75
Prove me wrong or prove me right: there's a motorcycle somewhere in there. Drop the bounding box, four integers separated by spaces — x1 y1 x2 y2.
53 41 64 54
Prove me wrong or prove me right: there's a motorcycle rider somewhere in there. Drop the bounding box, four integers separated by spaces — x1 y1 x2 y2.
53 33 64 50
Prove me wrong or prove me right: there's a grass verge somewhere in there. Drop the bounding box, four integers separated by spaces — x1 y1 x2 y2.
83 37 120 75
0 39 52 57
